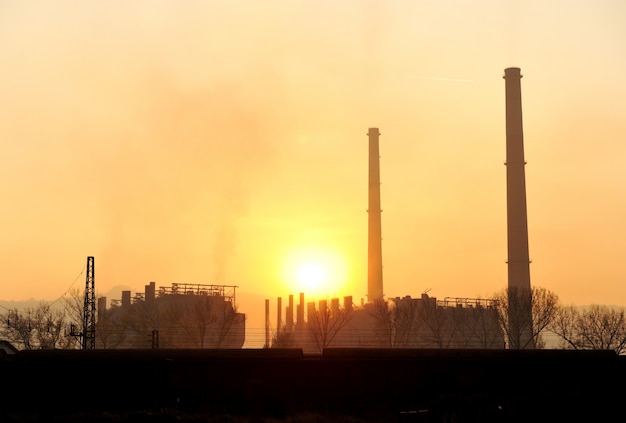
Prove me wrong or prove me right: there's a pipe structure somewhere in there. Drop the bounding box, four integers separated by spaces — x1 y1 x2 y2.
265 299 270 348
297 293 304 328
276 297 282 334
367 128 384 303
504 67 534 349
287 294 294 331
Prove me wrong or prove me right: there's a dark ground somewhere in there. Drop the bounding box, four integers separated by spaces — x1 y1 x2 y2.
1 348 623 422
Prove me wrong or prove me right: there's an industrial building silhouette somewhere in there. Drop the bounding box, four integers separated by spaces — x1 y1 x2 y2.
267 293 504 353
96 282 245 349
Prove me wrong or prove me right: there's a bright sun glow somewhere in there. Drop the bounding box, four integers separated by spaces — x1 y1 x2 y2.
282 247 348 298
297 262 326 289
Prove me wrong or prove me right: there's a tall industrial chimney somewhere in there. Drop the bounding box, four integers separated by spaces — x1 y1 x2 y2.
367 127 384 302
504 67 534 348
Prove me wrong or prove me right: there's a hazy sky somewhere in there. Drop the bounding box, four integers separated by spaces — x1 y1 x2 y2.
1 1 625 346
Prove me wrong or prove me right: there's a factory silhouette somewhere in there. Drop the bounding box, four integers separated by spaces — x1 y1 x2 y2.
261 67 530 353
2 68 624 422
95 281 246 349
93 67 527 353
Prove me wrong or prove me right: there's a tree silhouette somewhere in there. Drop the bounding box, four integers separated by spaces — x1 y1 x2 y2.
368 297 424 348
95 293 243 349
551 304 626 353
494 286 559 349
308 299 353 353
1 303 69 350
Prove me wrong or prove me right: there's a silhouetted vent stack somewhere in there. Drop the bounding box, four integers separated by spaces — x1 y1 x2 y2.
504 68 531 292
504 67 534 348
367 127 384 302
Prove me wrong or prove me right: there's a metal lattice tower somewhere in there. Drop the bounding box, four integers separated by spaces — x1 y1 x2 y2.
82 256 96 350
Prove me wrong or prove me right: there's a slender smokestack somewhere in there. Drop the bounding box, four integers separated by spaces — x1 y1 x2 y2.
297 292 304 328
344 295 353 312
276 297 282 334
145 282 156 302
504 68 531 292
287 294 294 330
122 290 131 308
367 127 384 303
504 67 534 348
97 297 107 322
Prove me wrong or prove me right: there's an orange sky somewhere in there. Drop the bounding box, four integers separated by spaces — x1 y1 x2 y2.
1 1 625 347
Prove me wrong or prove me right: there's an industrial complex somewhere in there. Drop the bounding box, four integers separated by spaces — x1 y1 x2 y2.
89 67 532 353
262 67 531 353
4 68 621 421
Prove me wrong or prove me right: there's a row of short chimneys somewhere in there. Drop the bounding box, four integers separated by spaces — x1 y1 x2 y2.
119 281 157 307
273 293 355 330
264 294 356 346
96 281 158 319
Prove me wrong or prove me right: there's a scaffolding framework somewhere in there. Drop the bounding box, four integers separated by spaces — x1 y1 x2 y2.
437 297 498 309
158 283 238 305
110 282 240 308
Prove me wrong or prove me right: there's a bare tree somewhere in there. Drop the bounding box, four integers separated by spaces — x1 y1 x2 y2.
271 326 296 348
368 297 430 348
368 296 504 349
308 300 353 353
494 286 559 349
455 304 504 348
551 305 626 354
0 302 70 350
425 306 496 348
93 292 243 349
212 301 243 348
95 306 129 349
177 295 225 348
31 303 68 349
420 305 457 348
161 295 245 348
163 299 210 348
549 305 579 350
1 307 34 350
96 300 154 349
62 288 91 349
63 288 85 331
367 298 397 348
389 297 424 347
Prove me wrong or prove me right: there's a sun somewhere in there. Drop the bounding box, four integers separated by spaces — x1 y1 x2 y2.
282 247 348 298
296 262 326 290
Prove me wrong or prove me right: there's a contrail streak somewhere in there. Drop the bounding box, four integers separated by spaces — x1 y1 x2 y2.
415 76 474 83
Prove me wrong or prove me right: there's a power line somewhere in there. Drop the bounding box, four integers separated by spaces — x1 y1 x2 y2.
49 264 86 307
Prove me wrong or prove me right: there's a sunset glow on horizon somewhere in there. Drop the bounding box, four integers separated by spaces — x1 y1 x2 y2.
280 245 350 300
1 1 626 348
